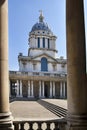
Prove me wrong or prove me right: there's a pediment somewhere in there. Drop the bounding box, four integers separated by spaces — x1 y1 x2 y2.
31 53 58 63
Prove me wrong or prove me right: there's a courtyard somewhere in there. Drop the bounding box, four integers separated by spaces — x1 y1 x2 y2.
10 99 67 121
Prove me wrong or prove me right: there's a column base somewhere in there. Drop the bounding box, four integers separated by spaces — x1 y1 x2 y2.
49 96 52 98
16 95 23 98
39 96 45 99
65 113 87 130
0 112 14 130
28 96 34 98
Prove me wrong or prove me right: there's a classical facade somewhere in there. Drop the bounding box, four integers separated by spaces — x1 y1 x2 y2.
1 1 87 130
9 12 67 99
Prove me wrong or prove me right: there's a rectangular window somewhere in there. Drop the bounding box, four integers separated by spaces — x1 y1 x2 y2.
38 37 40 48
43 37 45 48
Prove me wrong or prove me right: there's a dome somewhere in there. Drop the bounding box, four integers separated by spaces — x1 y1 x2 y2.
30 11 53 34
31 22 52 33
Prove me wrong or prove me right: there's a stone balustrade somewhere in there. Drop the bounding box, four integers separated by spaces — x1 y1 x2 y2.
13 119 66 130
9 71 67 78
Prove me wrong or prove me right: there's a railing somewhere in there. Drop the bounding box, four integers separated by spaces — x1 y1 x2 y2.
13 119 66 130
9 71 67 78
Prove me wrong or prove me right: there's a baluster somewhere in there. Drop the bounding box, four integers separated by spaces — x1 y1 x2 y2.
20 122 25 130
29 122 33 130
37 122 42 130
46 122 51 130
54 122 59 130
13 122 19 130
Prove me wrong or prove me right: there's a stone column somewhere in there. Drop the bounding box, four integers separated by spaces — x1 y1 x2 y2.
42 81 45 98
19 80 22 97
28 81 31 97
0 0 14 129
16 80 19 97
53 82 55 97
60 82 63 98
50 81 52 98
63 82 66 98
66 0 87 129
31 81 34 97
39 81 42 98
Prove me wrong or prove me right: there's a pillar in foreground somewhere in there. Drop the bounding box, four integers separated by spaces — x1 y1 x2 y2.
66 0 87 129
0 0 14 129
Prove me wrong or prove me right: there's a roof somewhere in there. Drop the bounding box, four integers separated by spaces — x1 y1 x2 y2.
30 11 53 34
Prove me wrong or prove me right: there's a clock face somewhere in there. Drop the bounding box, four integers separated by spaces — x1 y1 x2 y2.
0 0 6 5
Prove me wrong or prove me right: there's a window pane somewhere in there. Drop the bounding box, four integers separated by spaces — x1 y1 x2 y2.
41 57 48 71
38 37 40 48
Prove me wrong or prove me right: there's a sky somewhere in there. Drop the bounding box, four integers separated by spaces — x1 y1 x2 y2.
8 0 87 71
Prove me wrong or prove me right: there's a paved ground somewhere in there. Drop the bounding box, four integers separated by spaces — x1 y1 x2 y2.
10 99 67 121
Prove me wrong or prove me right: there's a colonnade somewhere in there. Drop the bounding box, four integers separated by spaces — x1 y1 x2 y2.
0 0 87 129
9 80 66 99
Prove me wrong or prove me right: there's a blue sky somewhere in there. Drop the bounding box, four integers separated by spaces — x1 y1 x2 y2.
8 0 87 70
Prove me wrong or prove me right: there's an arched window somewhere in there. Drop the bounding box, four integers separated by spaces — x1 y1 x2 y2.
43 37 45 48
41 57 48 71
38 37 40 48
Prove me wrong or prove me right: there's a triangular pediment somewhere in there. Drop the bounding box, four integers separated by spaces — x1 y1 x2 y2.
31 53 58 63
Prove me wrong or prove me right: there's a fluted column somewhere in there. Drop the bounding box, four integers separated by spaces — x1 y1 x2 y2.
66 0 87 129
0 0 14 129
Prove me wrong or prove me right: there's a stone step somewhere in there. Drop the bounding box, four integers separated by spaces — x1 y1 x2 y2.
38 99 67 118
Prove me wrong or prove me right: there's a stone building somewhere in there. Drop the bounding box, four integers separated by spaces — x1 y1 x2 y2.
1 1 87 130
9 12 67 99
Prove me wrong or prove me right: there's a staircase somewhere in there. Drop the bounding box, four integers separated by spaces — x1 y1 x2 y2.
38 99 67 118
